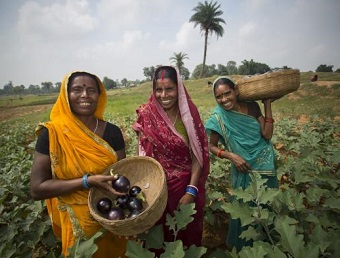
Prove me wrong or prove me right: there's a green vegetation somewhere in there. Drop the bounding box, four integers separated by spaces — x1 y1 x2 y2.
0 72 339 257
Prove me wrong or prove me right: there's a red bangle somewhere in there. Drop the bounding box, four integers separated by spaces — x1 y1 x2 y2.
217 149 225 158
265 117 275 123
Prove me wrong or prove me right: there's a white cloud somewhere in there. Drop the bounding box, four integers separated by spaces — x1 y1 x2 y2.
1 0 340 87
238 21 256 38
17 0 97 40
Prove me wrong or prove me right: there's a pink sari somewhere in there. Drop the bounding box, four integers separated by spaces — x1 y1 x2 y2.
133 66 210 247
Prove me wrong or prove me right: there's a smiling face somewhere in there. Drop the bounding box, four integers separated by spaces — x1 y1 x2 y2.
154 78 178 111
68 75 100 118
214 83 238 111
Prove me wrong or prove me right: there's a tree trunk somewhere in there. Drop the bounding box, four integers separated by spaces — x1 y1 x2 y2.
200 30 209 78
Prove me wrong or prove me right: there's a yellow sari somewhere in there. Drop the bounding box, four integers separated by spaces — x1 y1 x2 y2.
38 71 127 257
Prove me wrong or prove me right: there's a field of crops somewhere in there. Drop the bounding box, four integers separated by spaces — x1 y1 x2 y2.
0 72 339 257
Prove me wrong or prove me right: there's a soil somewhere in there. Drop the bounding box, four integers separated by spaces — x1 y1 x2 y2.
0 104 52 122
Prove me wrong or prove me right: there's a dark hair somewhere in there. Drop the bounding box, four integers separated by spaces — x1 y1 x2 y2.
153 66 178 85
67 71 101 94
213 77 236 90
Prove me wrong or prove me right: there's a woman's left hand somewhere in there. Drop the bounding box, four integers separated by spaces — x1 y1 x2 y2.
177 193 195 209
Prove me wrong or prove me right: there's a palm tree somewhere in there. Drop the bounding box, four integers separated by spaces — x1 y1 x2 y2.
189 1 226 78
169 52 189 75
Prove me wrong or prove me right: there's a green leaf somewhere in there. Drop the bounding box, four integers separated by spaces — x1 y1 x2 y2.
238 245 267 258
125 241 155 258
221 202 255 226
324 197 340 210
239 225 261 242
138 225 164 250
161 240 185 258
252 242 287 258
258 188 280 205
309 225 331 252
66 231 103 258
275 215 304 257
166 203 196 235
183 245 207 258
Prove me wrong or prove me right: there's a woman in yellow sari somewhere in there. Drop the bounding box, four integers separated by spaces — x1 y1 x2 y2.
30 71 128 257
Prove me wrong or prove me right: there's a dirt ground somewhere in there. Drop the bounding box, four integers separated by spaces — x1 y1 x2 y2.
0 104 52 122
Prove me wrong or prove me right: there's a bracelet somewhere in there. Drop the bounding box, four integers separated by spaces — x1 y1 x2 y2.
82 174 91 189
187 184 198 193
265 117 275 123
217 149 225 158
186 186 198 197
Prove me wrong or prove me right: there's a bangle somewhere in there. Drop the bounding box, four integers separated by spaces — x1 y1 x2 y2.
217 149 225 158
82 174 91 189
265 117 275 123
186 186 197 197
187 185 198 193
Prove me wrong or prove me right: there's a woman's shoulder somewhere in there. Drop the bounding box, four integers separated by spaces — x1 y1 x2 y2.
105 121 122 132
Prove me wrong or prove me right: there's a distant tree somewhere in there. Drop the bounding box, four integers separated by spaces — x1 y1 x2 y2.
335 68 340 73
41 82 53 94
13 85 25 95
181 67 190 80
191 64 217 78
216 64 228 75
3 81 14 95
102 77 116 90
121 78 128 87
226 61 238 75
189 1 226 78
238 59 270 75
28 84 40 94
169 52 189 75
316 64 334 72
55 82 61 92
143 66 156 80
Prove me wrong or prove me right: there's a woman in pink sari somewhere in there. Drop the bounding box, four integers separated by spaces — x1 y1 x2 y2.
133 65 210 248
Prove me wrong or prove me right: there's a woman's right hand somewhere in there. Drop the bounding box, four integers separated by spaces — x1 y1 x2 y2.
88 175 126 196
229 153 251 173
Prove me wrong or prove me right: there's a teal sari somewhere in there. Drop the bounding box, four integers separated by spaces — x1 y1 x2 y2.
205 104 278 251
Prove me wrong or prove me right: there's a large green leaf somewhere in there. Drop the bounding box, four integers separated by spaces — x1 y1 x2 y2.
161 241 185 258
125 241 155 258
183 245 207 258
275 215 304 257
66 231 102 258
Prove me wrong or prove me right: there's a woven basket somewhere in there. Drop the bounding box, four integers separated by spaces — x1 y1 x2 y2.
236 69 300 101
88 156 167 236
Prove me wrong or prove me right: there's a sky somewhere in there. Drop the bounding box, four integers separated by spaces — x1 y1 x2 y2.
0 0 339 87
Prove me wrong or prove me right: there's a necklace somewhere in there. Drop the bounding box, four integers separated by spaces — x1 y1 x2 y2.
93 118 99 133
172 110 179 125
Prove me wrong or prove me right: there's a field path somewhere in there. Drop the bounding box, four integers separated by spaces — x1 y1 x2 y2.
0 104 52 122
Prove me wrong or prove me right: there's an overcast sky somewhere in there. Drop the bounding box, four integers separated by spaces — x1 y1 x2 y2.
1 0 339 87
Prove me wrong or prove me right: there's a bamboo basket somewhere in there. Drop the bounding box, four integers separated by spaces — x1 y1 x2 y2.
236 69 300 101
88 156 167 236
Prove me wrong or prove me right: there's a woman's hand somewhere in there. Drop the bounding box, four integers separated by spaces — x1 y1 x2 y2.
177 193 195 209
229 153 251 173
88 175 126 196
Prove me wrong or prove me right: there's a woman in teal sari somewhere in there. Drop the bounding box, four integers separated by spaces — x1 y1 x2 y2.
205 76 279 252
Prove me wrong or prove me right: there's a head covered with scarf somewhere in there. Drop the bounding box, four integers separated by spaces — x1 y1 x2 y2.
133 65 209 185
38 71 127 257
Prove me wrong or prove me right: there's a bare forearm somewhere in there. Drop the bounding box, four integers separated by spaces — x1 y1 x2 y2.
32 178 84 200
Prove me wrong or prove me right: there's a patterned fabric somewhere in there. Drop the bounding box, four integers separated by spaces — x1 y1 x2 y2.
36 71 127 257
205 105 278 189
133 66 210 247
205 100 279 252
